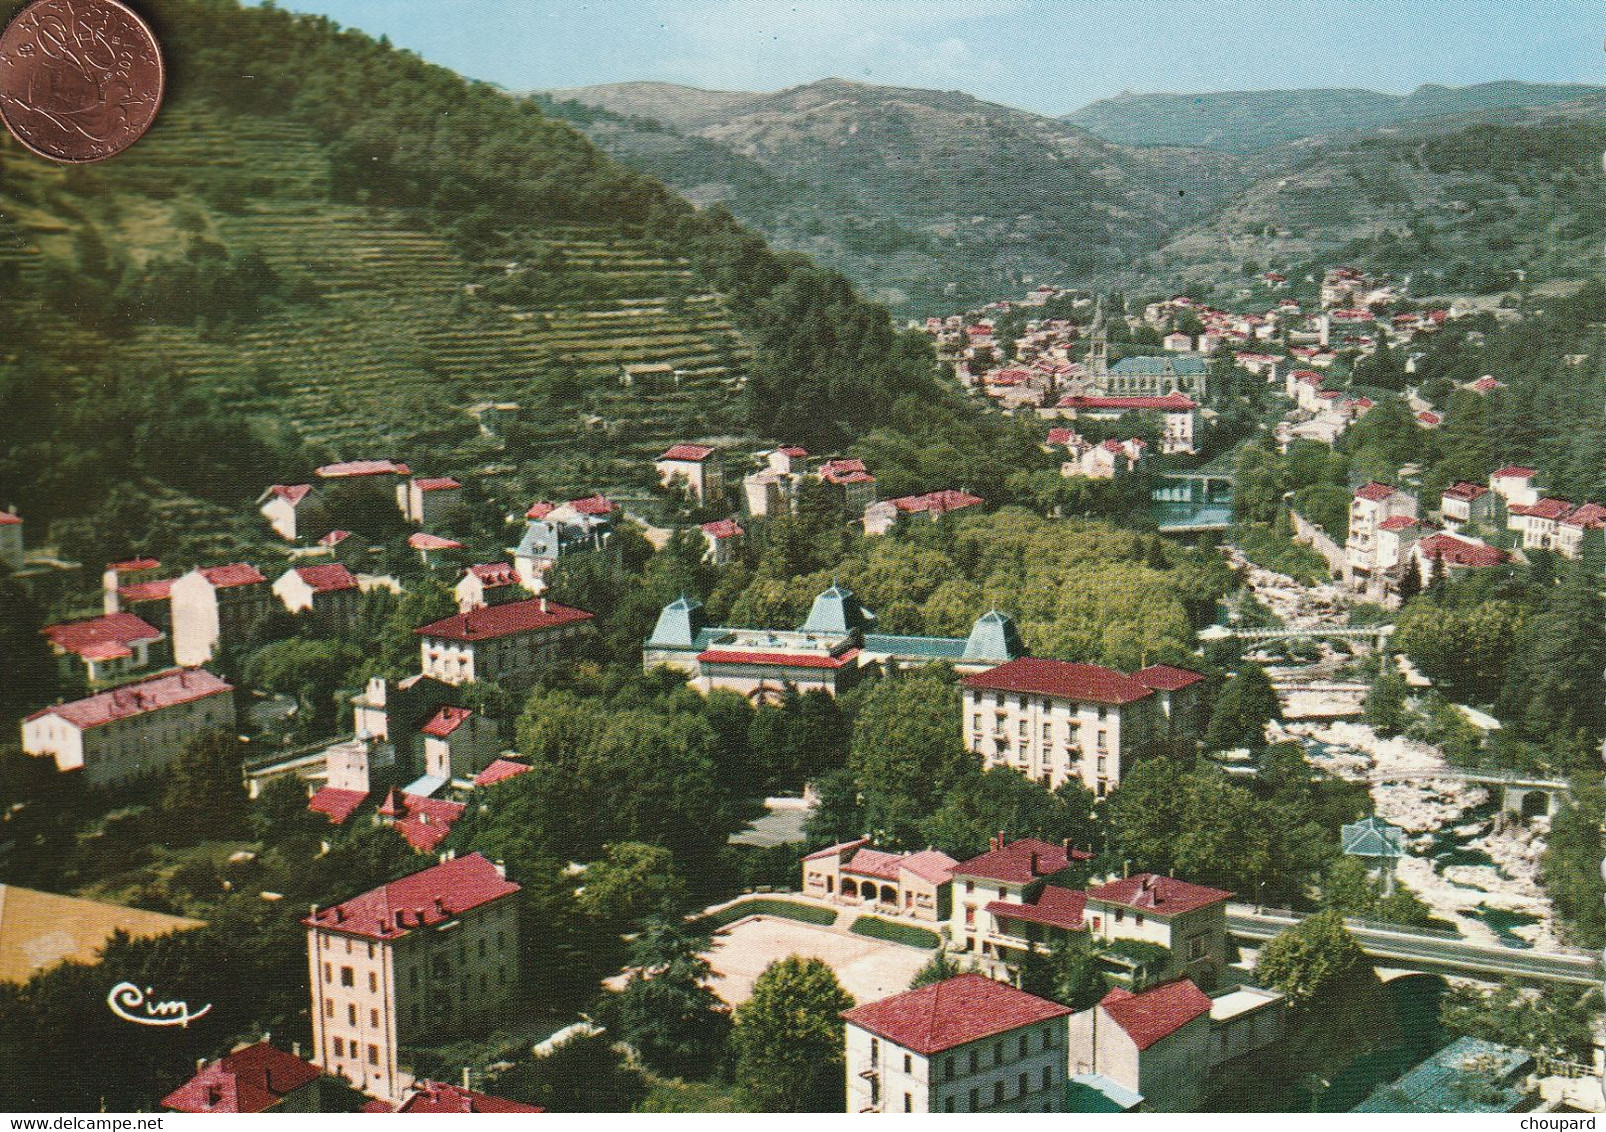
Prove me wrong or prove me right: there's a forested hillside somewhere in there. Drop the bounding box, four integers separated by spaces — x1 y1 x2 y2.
0 0 995 574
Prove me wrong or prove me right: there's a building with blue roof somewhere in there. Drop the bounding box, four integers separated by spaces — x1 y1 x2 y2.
1352 1036 1536 1113
644 584 1025 700
1102 355 1207 398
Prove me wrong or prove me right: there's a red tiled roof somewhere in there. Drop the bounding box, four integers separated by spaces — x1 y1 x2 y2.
902 848 959 885
107 557 159 572
118 578 174 603
316 459 410 478
1523 498 1573 521
467 562 519 586
567 493 616 516
701 519 745 539
889 489 983 515
264 484 312 505
0 510 18 526
199 563 266 588
1379 516 1420 531
303 853 517 942
473 758 532 787
986 885 1088 933
1417 411 1442 426
963 658 1152 706
1562 503 1606 529
308 787 369 825
293 563 358 593
161 1042 321 1113
844 847 903 880
411 476 461 491
1442 482 1488 502
695 648 859 670
1045 428 1076 445
1099 979 1212 1051
318 530 351 547
42 613 161 660
1086 873 1231 916
659 444 716 462
956 838 1086 884
1057 393 1198 411
1354 482 1396 502
803 837 872 862
1492 465 1536 480
525 502 556 520
389 1082 542 1114
26 669 232 730
421 705 472 738
390 793 467 852
1416 534 1507 568
842 974 1070 1055
779 445 809 457
408 532 463 551
416 597 592 642
1134 664 1206 692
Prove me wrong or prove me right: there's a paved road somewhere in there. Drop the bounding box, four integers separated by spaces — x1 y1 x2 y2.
1228 905 1602 986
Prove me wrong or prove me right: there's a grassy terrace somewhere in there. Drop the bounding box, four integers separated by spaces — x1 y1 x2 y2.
849 915 942 949
694 897 839 931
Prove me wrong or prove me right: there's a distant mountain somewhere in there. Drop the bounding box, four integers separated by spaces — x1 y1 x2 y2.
541 78 1254 312
1062 82 1606 152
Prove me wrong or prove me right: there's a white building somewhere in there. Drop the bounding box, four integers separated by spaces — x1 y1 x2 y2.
273 563 360 631
414 597 594 685
170 563 273 667
1345 483 1418 594
842 973 1072 1114
1070 978 1214 1112
1489 465 1539 509
22 668 236 786
655 444 723 504
258 484 321 543
960 658 1201 796
397 477 463 528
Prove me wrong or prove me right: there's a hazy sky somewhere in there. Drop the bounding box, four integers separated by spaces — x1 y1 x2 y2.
271 1 1606 115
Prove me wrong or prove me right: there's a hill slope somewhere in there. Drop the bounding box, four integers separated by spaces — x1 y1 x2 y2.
0 1 973 570
542 78 1254 312
1062 81 1606 152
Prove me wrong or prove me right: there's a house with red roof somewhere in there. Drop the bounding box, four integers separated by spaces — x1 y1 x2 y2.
315 459 411 480
512 495 618 591
951 835 1090 960
1084 873 1231 988
1439 481 1493 533
655 443 724 504
961 658 1203 796
257 483 326 543
273 563 360 631
700 518 745 566
22 668 235 786
818 456 878 512
397 476 464 528
453 562 525 614
42 611 164 685
472 758 531 788
1408 533 1509 586
415 596 594 686
170 563 273 667
304 853 520 1102
802 838 958 923
1070 979 1215 1112
1555 502 1606 560
366 1080 541 1113
162 1041 336 1114
1346 484 1419 598
864 489 984 536
1489 465 1539 509
376 788 466 853
1052 393 1199 454
842 974 1072 1113
418 705 501 786
1510 496 1577 552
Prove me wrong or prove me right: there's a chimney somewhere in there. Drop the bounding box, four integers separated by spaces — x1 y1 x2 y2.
292 1041 301 1059
462 1066 472 1091
1029 851 1040 876
1063 838 1072 854
394 909 406 930
197 1058 207 1073
493 858 507 879
434 896 446 916
539 596 548 614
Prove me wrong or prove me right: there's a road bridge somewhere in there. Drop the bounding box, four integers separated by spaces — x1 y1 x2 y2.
1228 905 1601 986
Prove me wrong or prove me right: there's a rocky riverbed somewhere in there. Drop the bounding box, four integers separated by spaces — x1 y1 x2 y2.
1273 719 1558 949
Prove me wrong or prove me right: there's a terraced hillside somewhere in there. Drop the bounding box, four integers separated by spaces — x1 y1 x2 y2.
0 102 755 494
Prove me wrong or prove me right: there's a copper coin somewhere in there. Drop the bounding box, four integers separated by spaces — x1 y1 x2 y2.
0 0 162 163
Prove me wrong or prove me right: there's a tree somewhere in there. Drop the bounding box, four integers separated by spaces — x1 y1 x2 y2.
243 637 363 736
846 668 976 848
0 571 58 726
493 1031 647 1112
1203 663 1281 750
909 948 964 989
1541 780 1606 948
596 917 729 1079
1441 980 1603 1064
1253 909 1366 1006
1019 935 1108 1010
578 842 689 931
920 767 1095 861
731 957 854 1112
162 730 249 844
1365 667 1409 737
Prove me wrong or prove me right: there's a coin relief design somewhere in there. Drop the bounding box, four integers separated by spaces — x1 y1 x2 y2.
0 0 162 162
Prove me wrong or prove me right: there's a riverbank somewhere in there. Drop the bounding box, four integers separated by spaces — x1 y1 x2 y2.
1274 719 1558 949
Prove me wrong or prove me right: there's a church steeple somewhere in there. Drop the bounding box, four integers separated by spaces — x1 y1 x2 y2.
1087 295 1109 383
